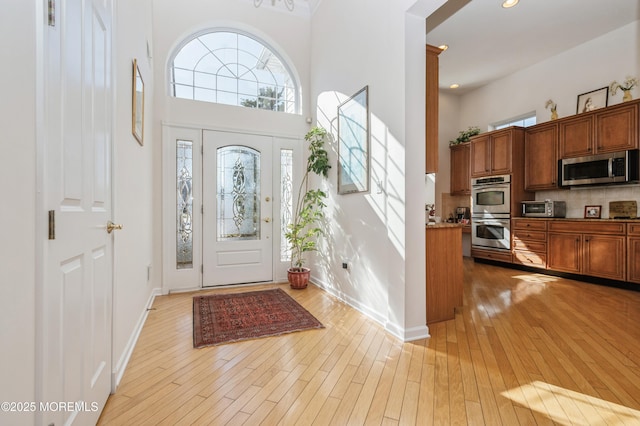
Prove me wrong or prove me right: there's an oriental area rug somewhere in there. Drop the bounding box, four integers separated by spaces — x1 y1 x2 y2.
193 288 324 348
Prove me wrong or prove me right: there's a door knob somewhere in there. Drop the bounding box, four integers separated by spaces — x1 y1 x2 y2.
107 221 123 234
263 217 271 223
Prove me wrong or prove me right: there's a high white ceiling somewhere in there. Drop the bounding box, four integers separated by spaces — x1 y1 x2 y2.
426 0 640 94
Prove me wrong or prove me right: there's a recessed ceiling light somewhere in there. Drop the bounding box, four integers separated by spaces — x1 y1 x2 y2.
449 84 460 89
438 44 448 52
502 0 519 8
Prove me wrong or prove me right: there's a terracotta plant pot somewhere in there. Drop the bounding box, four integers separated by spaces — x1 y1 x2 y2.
288 268 310 289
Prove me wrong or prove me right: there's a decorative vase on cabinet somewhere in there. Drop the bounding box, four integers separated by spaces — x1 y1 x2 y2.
623 90 633 102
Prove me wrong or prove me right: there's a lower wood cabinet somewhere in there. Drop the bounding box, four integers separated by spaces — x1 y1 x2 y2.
627 223 640 284
547 221 626 281
547 232 581 273
471 246 513 263
426 226 463 324
476 218 633 283
512 218 547 269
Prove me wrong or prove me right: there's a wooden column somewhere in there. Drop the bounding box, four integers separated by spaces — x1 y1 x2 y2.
426 44 441 174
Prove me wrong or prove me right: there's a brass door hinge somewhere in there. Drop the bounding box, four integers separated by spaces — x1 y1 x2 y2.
48 210 55 240
48 0 56 26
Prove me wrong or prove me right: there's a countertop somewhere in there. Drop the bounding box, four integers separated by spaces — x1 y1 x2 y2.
426 222 465 229
512 217 640 222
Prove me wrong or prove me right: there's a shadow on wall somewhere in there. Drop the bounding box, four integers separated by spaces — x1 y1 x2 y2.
310 90 408 328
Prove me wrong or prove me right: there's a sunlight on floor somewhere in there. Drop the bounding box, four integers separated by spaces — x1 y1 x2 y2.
512 273 559 284
502 381 640 425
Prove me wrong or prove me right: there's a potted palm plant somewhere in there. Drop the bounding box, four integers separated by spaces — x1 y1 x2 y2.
285 126 331 289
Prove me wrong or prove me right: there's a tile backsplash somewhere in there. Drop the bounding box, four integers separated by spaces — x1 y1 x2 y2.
536 184 640 218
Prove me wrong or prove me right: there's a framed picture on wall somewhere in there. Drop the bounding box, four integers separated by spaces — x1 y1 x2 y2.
132 59 145 146
576 87 608 114
337 85 370 195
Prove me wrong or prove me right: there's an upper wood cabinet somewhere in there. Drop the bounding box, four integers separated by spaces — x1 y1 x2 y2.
450 142 470 195
425 44 441 174
524 122 558 190
470 127 521 177
559 114 593 158
470 134 490 176
559 100 639 159
595 102 639 153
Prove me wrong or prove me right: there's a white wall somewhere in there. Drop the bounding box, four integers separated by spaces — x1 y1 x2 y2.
0 1 36 424
309 0 444 340
455 21 639 134
111 0 159 387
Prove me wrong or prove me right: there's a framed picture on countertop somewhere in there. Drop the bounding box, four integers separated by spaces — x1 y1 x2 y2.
584 205 602 219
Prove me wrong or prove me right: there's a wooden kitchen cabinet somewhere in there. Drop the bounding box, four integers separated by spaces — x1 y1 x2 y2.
583 234 626 280
426 225 463 324
559 100 639 159
425 44 441 174
559 114 593 158
525 122 558 190
470 134 490 176
470 127 520 177
450 142 470 195
547 220 626 281
595 102 639 153
470 246 513 263
627 223 640 284
512 218 547 269
547 232 581 273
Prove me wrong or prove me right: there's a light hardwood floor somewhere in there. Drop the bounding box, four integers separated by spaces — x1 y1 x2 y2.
98 259 640 425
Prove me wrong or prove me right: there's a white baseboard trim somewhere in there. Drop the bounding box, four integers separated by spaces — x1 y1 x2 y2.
311 274 430 342
111 287 162 391
311 274 386 327
403 325 430 341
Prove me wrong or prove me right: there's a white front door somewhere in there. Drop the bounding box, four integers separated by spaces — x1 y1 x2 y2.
202 131 274 286
40 0 113 424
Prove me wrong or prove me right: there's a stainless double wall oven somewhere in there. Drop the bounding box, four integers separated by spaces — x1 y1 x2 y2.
471 174 511 250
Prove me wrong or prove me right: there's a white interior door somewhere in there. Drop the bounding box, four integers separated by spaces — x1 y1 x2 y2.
40 0 113 424
203 131 273 286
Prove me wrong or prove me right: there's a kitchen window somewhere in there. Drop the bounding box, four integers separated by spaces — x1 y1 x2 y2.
493 114 536 130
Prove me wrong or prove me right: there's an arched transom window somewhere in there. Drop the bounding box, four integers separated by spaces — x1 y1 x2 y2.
170 30 298 114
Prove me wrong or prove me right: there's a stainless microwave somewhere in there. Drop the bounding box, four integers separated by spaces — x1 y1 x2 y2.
522 200 566 218
560 150 639 187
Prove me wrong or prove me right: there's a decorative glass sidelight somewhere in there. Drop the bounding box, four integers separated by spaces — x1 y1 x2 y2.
177 140 193 269
280 149 293 261
217 146 260 240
